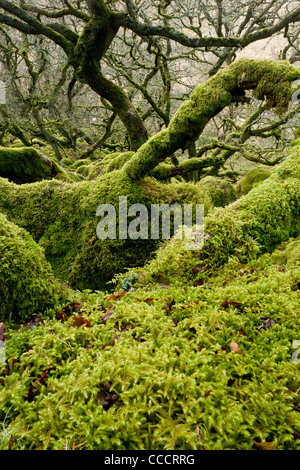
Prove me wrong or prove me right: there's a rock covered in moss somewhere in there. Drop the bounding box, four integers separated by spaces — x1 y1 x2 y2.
0 147 55 184
0 212 66 324
198 176 237 206
235 168 271 196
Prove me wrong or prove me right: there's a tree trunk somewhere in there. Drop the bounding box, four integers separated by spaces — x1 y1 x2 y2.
124 59 299 179
73 6 148 151
80 65 148 151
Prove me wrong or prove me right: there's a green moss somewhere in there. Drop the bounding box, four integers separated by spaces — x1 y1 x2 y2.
75 164 91 176
0 169 211 291
103 151 135 173
0 147 53 184
0 254 299 450
235 168 271 196
0 212 67 324
198 176 237 206
8 140 25 148
267 236 300 267
70 159 92 170
122 143 300 286
59 157 74 168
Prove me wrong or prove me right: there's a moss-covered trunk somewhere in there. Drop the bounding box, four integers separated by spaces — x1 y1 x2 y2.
0 170 211 290
0 139 299 291
124 59 299 179
73 3 148 151
132 141 300 286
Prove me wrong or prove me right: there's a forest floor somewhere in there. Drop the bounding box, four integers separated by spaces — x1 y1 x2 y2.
0 140 299 451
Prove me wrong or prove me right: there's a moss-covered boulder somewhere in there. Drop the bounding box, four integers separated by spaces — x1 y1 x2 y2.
198 176 237 207
0 147 56 184
235 168 271 196
0 212 66 324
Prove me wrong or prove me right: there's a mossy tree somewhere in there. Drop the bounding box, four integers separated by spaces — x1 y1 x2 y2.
0 59 299 291
0 0 300 152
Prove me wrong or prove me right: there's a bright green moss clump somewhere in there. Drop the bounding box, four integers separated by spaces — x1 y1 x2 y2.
235 168 271 196
267 236 300 267
0 212 66 324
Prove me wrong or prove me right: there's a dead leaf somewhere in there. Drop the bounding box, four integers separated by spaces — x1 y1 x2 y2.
101 308 116 323
27 367 56 402
257 318 276 331
221 299 243 310
100 332 120 349
104 291 128 301
69 316 91 328
97 381 120 410
230 341 242 354
237 328 246 336
190 264 205 275
56 302 82 322
163 298 175 314
253 441 274 450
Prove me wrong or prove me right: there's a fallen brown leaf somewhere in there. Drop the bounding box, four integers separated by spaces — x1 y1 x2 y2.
253 441 274 450
230 341 242 354
69 316 91 328
104 291 128 301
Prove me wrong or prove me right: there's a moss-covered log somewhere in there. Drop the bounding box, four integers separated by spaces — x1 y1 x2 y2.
124 59 300 180
0 147 57 184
